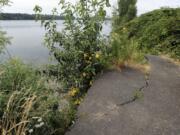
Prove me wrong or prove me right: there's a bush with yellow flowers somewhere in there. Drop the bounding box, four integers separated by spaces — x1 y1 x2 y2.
35 0 111 94
67 87 84 106
68 87 80 97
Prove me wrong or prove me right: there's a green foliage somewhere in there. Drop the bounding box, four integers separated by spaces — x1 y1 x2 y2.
0 0 10 6
34 0 110 92
27 98 76 135
0 30 10 54
0 59 43 92
114 8 180 59
0 1 76 135
0 59 42 117
0 59 76 135
113 0 137 28
111 32 145 66
0 0 11 54
111 0 138 64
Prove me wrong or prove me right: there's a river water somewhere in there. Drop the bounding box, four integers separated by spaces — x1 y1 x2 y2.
0 20 111 65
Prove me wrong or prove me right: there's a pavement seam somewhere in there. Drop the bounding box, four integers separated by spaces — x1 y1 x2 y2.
118 71 150 106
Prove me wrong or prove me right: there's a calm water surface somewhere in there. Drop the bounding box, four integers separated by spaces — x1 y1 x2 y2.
0 20 111 65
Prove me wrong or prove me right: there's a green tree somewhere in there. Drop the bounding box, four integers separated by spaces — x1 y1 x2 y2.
113 0 137 28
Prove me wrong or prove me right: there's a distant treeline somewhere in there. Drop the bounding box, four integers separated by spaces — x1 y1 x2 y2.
0 13 65 20
0 13 111 20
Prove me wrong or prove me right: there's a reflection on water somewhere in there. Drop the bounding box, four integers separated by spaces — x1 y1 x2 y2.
0 20 111 65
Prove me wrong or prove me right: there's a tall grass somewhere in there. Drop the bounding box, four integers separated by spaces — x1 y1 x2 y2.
111 33 146 69
0 59 76 135
0 91 36 135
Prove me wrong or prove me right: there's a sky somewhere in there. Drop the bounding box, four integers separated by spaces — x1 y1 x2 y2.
2 0 180 16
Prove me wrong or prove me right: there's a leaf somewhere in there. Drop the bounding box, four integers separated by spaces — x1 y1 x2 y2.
33 5 42 13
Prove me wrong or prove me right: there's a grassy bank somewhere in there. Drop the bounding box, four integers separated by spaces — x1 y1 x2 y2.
0 59 76 135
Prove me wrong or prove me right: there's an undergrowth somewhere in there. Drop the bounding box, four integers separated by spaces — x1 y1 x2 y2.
0 59 76 135
111 8 180 63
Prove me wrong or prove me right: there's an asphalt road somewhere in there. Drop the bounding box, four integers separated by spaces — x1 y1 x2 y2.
66 55 180 135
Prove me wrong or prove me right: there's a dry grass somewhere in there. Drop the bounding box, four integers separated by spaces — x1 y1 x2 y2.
160 55 180 66
0 91 36 135
111 59 151 74
124 60 151 74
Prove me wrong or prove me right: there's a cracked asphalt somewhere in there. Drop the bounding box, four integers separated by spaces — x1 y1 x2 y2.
66 55 180 135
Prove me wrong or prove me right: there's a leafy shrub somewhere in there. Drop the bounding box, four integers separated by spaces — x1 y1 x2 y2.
113 8 180 59
34 0 110 93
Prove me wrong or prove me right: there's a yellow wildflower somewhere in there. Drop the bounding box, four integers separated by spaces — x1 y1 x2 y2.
95 53 100 59
68 87 79 97
74 98 83 105
74 99 81 105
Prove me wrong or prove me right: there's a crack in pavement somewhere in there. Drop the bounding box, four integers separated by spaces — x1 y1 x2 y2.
118 72 150 106
66 55 180 135
76 73 150 123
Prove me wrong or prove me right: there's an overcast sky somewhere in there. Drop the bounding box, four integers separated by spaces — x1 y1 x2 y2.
3 0 180 16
